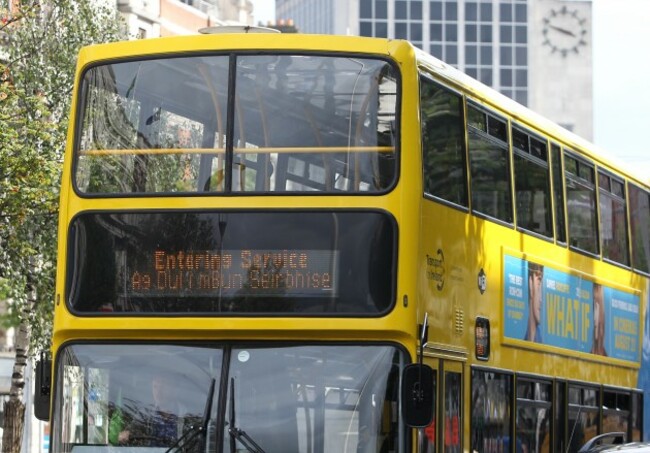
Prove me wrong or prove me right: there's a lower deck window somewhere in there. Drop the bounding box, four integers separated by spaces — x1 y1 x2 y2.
471 369 512 452
470 368 641 453
516 378 552 453
567 384 600 452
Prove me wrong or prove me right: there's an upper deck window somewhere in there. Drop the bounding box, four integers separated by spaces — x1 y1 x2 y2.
75 54 399 195
598 171 629 266
420 75 467 207
467 104 513 223
564 154 599 255
512 126 551 238
629 183 650 273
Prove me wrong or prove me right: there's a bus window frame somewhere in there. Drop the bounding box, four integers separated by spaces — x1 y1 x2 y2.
597 168 632 269
514 374 553 453
554 379 567 453
510 123 554 241
469 365 514 453
631 389 644 442
418 70 470 212
71 51 403 198
465 101 515 228
550 144 568 246
566 380 601 450
563 151 600 258
601 385 635 441
627 181 650 276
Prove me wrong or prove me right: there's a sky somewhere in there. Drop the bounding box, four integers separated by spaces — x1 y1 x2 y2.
592 0 650 179
250 0 650 180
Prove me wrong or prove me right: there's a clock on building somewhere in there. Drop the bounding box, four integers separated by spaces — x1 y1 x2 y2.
542 6 588 57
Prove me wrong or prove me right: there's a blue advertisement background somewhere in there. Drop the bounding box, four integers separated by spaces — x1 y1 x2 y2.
503 255 640 362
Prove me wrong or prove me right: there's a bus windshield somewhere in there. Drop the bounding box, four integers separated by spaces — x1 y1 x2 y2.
51 343 404 453
75 53 399 195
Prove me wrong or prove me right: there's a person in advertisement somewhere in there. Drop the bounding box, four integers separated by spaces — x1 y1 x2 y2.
524 262 544 343
591 283 608 356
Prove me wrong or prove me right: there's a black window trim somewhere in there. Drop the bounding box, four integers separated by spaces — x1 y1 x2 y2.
550 143 568 247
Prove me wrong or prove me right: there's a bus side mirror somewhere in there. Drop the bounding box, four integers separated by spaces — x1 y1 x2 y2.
34 357 52 421
401 363 434 428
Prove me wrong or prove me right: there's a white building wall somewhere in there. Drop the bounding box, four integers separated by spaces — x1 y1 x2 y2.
274 0 594 140
529 0 593 139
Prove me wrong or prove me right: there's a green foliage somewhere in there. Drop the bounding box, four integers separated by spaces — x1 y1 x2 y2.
0 71 57 349
0 0 128 351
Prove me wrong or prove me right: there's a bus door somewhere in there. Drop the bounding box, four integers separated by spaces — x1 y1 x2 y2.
420 359 464 453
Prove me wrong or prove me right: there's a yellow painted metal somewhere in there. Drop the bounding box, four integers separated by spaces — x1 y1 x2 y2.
52 33 649 450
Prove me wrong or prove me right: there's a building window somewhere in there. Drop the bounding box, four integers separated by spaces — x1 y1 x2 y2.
430 0 458 64
465 0 494 86
498 0 528 105
360 0 372 18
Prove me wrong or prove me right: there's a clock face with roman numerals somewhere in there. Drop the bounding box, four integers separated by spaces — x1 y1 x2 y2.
542 6 588 57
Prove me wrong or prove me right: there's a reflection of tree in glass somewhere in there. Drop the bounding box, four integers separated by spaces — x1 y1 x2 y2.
421 80 466 205
80 66 141 193
79 65 209 194
129 213 218 312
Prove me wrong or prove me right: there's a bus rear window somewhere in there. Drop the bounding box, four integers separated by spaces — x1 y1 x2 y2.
75 54 399 195
67 211 396 315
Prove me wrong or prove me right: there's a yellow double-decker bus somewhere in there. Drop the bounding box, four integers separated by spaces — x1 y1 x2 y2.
34 30 650 453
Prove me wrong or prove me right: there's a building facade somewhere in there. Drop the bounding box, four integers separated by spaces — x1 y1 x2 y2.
117 0 254 38
276 0 593 139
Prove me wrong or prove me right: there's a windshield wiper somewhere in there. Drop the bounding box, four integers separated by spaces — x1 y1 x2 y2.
164 378 216 453
228 377 266 453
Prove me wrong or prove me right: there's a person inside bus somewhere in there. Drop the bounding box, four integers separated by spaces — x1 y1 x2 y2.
591 283 608 356
524 263 544 343
114 373 180 447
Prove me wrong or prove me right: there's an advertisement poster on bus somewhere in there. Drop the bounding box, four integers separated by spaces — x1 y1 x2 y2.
503 254 641 363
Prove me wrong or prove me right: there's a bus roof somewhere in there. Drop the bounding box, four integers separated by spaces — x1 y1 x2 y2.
76 33 647 189
414 46 648 188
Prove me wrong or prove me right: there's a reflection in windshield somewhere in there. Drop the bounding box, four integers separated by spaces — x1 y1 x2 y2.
76 54 398 195
52 344 220 453
52 344 403 453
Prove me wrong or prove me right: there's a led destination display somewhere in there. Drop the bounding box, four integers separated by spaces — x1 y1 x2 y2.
130 248 339 297
67 211 395 314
